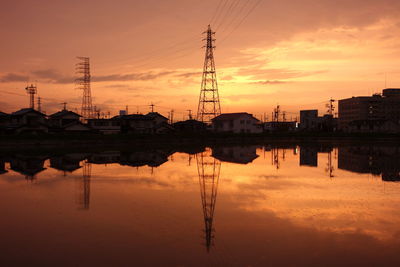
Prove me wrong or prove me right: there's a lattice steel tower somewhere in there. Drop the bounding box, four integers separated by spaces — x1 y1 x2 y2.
196 149 221 252
76 57 93 120
197 25 221 124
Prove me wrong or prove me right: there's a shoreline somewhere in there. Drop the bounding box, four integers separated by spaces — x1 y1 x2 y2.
1 133 400 152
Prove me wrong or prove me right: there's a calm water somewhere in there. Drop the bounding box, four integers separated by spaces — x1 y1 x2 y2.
1 144 400 266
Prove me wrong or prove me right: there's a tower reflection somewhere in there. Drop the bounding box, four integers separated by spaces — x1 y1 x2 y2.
196 149 221 252
78 160 91 210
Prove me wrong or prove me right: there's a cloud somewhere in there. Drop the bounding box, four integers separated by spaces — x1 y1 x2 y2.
237 68 328 80
93 71 176 82
252 80 288 85
0 73 29 83
174 72 202 78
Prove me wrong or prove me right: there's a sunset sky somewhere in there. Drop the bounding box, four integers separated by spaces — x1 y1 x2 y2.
1 0 400 120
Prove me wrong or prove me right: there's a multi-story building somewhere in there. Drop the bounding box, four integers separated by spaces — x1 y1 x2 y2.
339 88 400 132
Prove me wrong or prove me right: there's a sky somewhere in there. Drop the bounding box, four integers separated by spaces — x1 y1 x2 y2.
1 0 400 120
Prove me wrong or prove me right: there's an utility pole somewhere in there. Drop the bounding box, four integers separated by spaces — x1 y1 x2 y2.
170 109 174 124
25 84 37 109
187 109 193 120
37 96 42 113
76 57 93 121
197 25 221 124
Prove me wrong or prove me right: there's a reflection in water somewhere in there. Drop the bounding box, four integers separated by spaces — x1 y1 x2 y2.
79 160 91 210
9 154 46 180
338 145 400 181
2 144 400 265
196 149 221 252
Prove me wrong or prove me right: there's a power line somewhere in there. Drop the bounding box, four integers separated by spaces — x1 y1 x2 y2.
220 0 263 44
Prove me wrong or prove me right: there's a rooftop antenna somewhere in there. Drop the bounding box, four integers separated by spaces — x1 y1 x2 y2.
61 102 67 110
150 103 155 113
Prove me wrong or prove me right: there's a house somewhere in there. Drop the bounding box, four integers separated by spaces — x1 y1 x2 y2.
146 112 174 134
0 111 10 134
211 113 262 134
173 119 207 133
87 117 121 134
120 114 156 134
9 108 48 134
264 121 297 133
49 109 91 133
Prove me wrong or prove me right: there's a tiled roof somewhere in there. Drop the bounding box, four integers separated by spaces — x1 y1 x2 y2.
212 113 258 121
49 110 81 118
11 108 46 116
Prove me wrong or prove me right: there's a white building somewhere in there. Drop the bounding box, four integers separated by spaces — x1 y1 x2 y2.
212 113 262 134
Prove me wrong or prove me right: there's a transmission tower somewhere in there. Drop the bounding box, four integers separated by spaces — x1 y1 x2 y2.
25 84 37 109
76 57 93 121
197 25 221 124
196 149 221 252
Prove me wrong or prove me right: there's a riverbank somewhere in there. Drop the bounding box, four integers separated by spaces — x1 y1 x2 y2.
1 132 400 152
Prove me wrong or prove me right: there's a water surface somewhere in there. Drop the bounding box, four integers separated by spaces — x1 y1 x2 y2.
1 144 400 266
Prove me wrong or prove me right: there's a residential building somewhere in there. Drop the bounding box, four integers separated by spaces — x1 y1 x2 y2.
212 112 262 134
0 111 10 134
88 118 121 134
264 121 297 132
49 109 91 133
173 119 207 133
9 108 48 134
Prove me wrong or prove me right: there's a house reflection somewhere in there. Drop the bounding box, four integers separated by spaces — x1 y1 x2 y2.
196 149 221 252
212 146 258 164
50 153 86 175
338 146 400 181
0 157 7 175
9 154 47 180
120 150 171 168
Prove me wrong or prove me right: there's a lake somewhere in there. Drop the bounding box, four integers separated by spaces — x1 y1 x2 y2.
1 143 400 266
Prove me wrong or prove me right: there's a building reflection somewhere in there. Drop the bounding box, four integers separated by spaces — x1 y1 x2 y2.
0 157 7 175
338 146 400 181
50 153 86 175
212 146 258 164
196 149 221 252
9 154 47 180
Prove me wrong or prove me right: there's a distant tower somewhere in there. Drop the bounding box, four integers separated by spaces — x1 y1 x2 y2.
197 25 221 124
196 149 221 252
25 84 37 109
76 57 93 121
